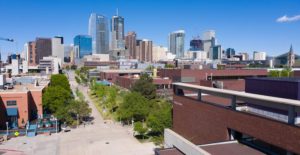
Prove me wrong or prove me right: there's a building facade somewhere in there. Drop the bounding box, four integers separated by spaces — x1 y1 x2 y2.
111 12 125 50
88 13 109 54
189 38 203 51
74 35 92 58
125 31 137 59
226 48 235 58
152 45 168 62
36 38 52 64
137 39 153 62
51 36 64 62
210 45 222 60
27 41 38 66
253 51 266 61
169 30 185 58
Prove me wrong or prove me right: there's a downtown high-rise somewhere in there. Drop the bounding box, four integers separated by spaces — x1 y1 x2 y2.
169 30 185 58
88 13 109 54
74 35 92 58
125 31 136 59
111 11 125 50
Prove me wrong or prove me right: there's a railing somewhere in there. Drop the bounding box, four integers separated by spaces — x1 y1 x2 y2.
173 82 300 125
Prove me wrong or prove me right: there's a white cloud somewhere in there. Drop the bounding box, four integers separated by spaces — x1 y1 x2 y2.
276 14 300 23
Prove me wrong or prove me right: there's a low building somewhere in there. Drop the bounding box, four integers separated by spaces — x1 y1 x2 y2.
158 68 268 84
99 69 144 83
38 56 61 74
115 75 172 90
0 76 49 129
156 82 300 154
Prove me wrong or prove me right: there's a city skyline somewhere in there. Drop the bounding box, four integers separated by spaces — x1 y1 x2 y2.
0 0 299 58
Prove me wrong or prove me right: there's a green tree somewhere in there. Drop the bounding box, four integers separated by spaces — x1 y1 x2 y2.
131 74 156 100
147 100 172 135
68 100 92 122
42 86 72 115
165 64 175 69
118 92 149 123
268 70 280 77
134 122 148 139
50 74 71 92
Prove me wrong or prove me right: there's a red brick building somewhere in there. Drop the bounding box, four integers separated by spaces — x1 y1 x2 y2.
156 82 300 155
0 81 47 129
116 75 172 90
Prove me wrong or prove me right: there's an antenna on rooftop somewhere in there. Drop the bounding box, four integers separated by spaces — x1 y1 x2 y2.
116 8 119 16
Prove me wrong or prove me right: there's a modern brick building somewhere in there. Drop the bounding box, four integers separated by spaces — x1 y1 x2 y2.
36 38 52 64
99 69 144 83
158 68 268 84
0 77 48 129
115 75 172 90
156 82 300 155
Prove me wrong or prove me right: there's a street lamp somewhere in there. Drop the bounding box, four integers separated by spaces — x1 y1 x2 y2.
55 118 58 134
6 122 8 136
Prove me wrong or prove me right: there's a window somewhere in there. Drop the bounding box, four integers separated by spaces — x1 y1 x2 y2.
7 100 17 106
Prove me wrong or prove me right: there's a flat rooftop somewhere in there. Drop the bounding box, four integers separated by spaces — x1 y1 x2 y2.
100 69 144 73
200 141 265 155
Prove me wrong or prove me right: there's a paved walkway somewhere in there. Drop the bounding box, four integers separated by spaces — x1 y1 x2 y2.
0 71 155 155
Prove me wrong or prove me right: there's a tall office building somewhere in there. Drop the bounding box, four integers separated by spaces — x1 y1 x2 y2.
203 30 216 53
125 31 136 59
190 38 203 51
64 44 74 63
27 41 37 66
36 38 52 64
52 36 64 62
253 51 266 61
210 45 222 60
169 30 185 58
111 10 125 50
136 39 152 62
88 13 109 54
226 48 236 58
152 45 168 62
74 35 92 58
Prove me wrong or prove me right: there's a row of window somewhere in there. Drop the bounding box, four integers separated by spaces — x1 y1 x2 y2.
7 100 17 106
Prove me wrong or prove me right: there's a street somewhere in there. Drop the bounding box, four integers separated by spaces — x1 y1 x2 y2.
0 71 155 155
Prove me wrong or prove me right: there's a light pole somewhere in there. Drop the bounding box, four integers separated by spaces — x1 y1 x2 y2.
6 122 8 136
77 114 79 128
55 118 58 134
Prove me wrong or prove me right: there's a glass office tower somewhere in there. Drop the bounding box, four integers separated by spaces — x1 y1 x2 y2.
169 30 185 58
74 35 92 58
88 13 109 54
111 14 125 50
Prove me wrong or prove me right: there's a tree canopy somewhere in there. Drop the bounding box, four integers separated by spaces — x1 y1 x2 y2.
117 92 149 122
131 73 156 100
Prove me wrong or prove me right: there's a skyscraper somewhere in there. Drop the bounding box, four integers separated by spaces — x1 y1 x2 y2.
74 35 92 58
27 41 37 66
111 10 125 50
203 30 216 53
169 30 185 58
52 36 64 62
190 38 203 51
88 13 109 54
226 48 236 58
36 38 52 64
136 39 152 62
125 31 136 59
210 45 222 60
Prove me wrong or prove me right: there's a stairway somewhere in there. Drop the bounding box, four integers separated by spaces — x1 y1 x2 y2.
27 123 37 137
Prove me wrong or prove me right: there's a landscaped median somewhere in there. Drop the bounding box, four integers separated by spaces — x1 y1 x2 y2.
88 73 172 145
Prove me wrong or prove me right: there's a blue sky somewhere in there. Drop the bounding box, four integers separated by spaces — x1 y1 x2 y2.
0 0 299 58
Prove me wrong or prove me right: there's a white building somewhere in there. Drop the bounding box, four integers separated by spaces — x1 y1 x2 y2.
39 56 62 74
202 30 216 53
185 50 208 61
152 45 168 62
52 36 64 62
253 51 266 61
